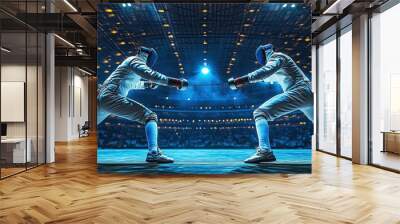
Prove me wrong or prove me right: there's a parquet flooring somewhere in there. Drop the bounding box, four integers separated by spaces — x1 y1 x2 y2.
1 135 400 223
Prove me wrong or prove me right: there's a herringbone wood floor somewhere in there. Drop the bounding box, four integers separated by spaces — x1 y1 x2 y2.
1 135 400 224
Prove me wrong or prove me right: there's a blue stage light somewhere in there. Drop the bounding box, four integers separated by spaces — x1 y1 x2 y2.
122 3 127 7
291 4 296 8
283 4 287 7
201 67 210 75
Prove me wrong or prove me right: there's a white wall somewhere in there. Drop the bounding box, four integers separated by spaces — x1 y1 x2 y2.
54 67 89 141
55 67 69 141
1 64 26 138
71 72 89 138
1 64 43 138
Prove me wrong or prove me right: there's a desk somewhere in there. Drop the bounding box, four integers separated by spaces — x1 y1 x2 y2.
382 131 400 154
1 138 31 163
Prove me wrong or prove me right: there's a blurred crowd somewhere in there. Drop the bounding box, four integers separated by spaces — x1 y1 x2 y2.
98 113 313 149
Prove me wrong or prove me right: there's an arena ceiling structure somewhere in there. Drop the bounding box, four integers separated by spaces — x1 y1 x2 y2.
0 0 388 75
97 3 312 82
97 3 311 104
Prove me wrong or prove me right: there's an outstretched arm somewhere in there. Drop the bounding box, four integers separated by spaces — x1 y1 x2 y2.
247 55 284 83
129 59 169 86
127 80 158 90
228 55 284 90
129 58 188 90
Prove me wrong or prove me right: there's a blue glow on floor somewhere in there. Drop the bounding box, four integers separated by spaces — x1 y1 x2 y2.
97 149 311 174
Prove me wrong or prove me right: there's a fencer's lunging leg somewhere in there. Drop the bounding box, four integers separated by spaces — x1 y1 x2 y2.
145 120 158 152
244 115 276 164
98 92 173 163
255 116 271 151
144 119 174 163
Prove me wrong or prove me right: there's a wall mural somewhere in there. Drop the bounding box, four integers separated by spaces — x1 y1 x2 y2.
97 3 313 174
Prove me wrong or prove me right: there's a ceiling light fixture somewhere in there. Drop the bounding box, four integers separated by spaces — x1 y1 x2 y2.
1 47 11 53
78 67 93 76
322 0 350 14
63 0 78 12
54 34 75 48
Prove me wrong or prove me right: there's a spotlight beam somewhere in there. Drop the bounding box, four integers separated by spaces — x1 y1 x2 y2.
201 67 210 75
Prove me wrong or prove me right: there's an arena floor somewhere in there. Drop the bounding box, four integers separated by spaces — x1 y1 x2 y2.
97 149 311 174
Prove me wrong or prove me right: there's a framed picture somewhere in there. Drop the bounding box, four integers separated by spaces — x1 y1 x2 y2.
97 3 313 174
